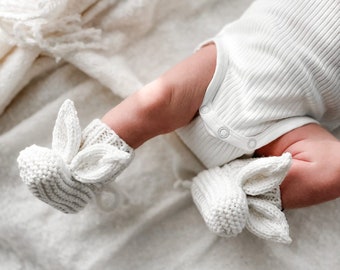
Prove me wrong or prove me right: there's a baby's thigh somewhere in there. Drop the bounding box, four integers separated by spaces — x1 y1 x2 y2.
256 123 339 157
257 123 340 179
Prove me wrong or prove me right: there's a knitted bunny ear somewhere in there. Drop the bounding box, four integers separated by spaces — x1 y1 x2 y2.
52 99 81 163
70 144 131 184
191 153 293 243
236 153 292 243
246 197 292 244
239 153 292 196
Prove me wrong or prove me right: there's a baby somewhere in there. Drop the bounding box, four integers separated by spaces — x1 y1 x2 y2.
17 0 339 243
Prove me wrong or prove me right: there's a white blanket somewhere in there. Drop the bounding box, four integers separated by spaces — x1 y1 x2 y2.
1 0 339 269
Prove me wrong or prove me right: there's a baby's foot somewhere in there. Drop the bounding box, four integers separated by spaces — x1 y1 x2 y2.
191 154 292 243
17 100 134 213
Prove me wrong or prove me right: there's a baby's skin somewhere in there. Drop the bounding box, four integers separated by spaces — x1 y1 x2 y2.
102 44 340 209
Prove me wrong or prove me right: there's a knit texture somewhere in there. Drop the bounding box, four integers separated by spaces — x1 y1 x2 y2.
177 0 339 168
17 99 134 213
0 0 145 116
191 153 292 243
0 0 104 57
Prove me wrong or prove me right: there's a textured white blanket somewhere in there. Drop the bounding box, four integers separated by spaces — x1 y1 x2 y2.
1 0 339 269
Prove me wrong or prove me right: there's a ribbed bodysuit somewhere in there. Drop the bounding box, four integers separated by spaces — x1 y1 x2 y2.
177 0 340 168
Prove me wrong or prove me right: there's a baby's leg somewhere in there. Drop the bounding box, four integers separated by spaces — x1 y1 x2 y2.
102 44 216 148
17 45 216 214
256 124 340 209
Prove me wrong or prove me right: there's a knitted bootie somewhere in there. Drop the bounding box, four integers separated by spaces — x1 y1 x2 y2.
191 153 292 243
17 100 134 214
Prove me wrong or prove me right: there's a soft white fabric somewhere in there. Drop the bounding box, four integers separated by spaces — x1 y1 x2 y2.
192 153 292 243
178 0 339 168
17 100 134 213
1 0 340 269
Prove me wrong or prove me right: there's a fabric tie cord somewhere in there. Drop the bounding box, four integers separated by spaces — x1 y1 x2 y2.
0 0 104 59
191 153 292 244
17 99 134 213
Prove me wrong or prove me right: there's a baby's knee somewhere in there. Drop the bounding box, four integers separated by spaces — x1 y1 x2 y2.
317 142 340 197
134 79 175 130
138 79 173 112
290 139 340 198
279 139 340 208
257 124 340 202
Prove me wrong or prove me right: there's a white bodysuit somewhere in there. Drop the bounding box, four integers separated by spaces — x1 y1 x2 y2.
177 0 340 168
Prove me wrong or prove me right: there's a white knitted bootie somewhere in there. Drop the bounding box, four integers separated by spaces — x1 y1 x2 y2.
192 153 292 243
17 100 134 214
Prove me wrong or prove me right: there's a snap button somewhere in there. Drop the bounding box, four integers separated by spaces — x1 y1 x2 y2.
248 139 257 149
217 127 230 139
200 105 209 114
